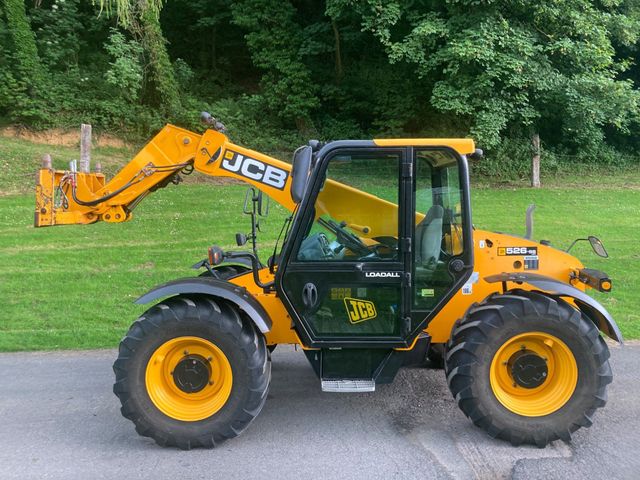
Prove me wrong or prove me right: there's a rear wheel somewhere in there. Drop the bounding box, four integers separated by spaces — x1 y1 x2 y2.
445 290 612 446
113 295 270 449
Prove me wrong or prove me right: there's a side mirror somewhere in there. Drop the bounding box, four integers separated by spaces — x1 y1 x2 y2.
566 236 609 258
243 188 270 217
243 187 257 214
291 146 312 204
589 236 608 258
235 233 247 246
257 191 269 217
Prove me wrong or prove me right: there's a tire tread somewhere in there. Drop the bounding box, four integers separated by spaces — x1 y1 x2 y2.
445 289 612 446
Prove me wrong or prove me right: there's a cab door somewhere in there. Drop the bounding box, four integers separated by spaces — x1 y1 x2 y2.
277 146 411 347
409 148 474 332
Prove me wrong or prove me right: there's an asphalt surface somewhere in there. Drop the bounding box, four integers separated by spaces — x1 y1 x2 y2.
0 343 638 480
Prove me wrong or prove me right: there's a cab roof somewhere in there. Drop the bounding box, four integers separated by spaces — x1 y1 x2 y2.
373 138 476 156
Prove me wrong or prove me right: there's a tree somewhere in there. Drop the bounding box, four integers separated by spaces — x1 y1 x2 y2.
1 0 45 122
230 0 319 130
97 0 181 118
328 0 640 151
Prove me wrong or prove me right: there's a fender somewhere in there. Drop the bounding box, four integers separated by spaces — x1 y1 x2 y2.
135 277 272 333
485 272 623 343
190 256 254 271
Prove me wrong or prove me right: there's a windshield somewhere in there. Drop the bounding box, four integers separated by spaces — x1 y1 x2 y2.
296 151 401 262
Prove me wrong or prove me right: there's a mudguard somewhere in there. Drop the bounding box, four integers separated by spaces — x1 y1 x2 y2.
190 257 254 271
135 277 272 333
485 272 623 343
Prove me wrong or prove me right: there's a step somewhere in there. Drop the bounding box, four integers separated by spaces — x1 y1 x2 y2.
321 378 375 393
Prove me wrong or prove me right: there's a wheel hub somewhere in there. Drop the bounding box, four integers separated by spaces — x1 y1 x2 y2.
172 355 211 393
508 350 548 389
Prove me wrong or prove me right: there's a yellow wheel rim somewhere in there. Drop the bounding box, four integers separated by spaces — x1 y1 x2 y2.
489 332 578 417
145 336 233 422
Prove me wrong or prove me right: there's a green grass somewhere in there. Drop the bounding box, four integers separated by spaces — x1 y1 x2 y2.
0 137 638 350
471 189 640 339
0 185 290 351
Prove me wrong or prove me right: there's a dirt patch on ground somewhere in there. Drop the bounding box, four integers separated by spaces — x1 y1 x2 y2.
0 127 130 148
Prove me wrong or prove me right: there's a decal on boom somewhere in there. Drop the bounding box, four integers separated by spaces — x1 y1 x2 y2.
220 150 289 190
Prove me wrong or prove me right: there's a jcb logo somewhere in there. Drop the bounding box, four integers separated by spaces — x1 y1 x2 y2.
221 151 289 190
343 297 377 324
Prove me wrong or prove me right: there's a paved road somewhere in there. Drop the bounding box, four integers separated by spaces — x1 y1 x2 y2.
0 343 638 480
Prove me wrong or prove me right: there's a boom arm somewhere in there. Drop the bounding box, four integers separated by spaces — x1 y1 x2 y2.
35 125 297 227
35 123 476 244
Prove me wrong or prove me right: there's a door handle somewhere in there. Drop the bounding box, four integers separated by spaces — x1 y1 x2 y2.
302 283 318 308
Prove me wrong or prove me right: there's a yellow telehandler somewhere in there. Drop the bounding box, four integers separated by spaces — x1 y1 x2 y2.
35 114 620 449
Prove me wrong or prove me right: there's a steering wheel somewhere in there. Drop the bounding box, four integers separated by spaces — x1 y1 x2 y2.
317 233 335 259
326 219 370 256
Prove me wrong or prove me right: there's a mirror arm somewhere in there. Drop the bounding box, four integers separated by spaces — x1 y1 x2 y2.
565 238 587 253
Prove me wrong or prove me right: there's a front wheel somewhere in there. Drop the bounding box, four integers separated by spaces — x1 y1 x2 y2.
445 290 612 447
113 295 270 449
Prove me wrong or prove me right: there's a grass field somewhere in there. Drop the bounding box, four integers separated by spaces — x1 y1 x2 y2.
0 137 638 351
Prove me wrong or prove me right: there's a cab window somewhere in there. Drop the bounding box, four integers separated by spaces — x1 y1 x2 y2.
296 151 401 262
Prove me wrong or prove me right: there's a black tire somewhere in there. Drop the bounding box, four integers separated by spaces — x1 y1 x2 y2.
113 295 270 449
445 289 612 447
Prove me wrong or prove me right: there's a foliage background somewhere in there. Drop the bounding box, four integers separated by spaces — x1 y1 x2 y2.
1 0 640 176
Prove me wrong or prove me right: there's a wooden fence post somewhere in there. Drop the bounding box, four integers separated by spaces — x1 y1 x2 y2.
79 123 92 173
41 153 52 169
531 133 541 188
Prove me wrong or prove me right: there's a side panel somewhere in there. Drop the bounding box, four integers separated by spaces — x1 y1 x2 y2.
229 270 302 346
426 229 586 343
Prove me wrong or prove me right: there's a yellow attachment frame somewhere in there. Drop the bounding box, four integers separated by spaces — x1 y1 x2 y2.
35 125 202 226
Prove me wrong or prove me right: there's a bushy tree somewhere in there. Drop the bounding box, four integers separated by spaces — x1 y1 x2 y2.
1 0 46 123
97 0 182 118
328 0 640 150
230 0 319 130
